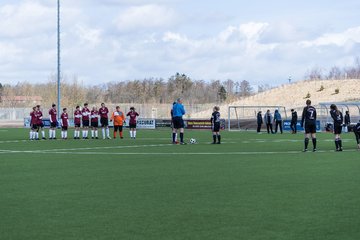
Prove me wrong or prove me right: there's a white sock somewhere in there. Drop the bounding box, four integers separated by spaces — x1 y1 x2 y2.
134 130 136 138
106 128 110 137
42 130 45 138
102 129 105 139
65 131 67 138
175 133 178 141
30 131 33 139
36 132 39 139
91 130 94 138
130 131 133 138
85 130 89 138
82 131 85 138
61 131 64 138
95 130 98 137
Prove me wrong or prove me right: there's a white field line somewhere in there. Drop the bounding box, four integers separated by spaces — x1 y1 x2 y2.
0 149 359 155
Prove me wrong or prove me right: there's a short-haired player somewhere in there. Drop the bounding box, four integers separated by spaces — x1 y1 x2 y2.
81 103 91 139
73 106 82 139
99 103 111 139
35 105 46 140
301 99 317 152
330 104 344 151
48 104 57 140
110 106 125 139
90 106 99 139
60 108 69 140
29 106 37 140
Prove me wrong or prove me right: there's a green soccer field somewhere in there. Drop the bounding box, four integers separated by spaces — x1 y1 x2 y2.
0 128 360 240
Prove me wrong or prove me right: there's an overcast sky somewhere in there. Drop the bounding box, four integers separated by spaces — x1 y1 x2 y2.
1 0 360 87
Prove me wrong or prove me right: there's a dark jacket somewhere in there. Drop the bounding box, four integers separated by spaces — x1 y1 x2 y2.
344 114 350 125
257 112 263 124
291 111 298 123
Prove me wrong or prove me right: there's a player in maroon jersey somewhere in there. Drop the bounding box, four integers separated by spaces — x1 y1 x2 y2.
29 106 37 140
60 108 69 139
73 105 82 139
126 107 139 139
90 106 99 139
35 105 46 140
82 103 91 139
48 104 57 140
99 103 111 139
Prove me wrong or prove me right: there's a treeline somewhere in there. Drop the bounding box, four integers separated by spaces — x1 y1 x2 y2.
305 57 360 80
0 73 254 107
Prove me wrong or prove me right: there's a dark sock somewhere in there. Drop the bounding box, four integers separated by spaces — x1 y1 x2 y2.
213 135 216 143
305 138 309 149
335 139 339 149
172 133 176 142
180 133 184 143
217 135 221 143
339 139 342 148
312 138 317 149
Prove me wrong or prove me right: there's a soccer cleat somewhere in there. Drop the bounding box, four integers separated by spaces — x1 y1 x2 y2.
302 149 308 152
180 142 187 145
211 142 216 144
121 137 124 139
172 141 177 144
42 137 46 140
217 142 221 144
312 148 317 152
96 137 99 139
107 137 111 139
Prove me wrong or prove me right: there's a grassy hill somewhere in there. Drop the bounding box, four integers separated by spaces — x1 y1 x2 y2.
191 79 360 119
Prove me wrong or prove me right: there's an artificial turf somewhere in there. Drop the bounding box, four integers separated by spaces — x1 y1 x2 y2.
0 128 360 240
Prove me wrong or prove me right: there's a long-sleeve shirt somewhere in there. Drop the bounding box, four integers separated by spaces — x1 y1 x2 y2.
111 111 125 126
172 103 185 117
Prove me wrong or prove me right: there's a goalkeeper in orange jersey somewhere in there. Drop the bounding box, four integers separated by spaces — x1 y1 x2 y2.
110 106 125 139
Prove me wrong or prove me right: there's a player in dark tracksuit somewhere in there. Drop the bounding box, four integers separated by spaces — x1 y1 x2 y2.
354 121 360 150
211 106 221 144
301 99 317 152
330 104 344 151
290 109 298 134
256 111 263 133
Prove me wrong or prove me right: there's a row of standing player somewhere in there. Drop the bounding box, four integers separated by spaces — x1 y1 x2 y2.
170 98 222 144
29 103 139 140
300 99 360 152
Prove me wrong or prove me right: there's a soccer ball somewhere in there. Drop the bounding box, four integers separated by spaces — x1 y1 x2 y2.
189 138 197 144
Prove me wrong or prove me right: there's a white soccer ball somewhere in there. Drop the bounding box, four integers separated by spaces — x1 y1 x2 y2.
189 138 197 144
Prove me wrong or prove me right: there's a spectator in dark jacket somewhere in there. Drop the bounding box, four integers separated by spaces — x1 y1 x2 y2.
290 109 298 134
344 111 351 133
264 110 274 134
274 109 283 134
257 111 263 133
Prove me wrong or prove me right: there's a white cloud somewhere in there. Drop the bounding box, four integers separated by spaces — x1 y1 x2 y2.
0 1 55 37
114 4 177 31
74 24 102 48
300 26 360 47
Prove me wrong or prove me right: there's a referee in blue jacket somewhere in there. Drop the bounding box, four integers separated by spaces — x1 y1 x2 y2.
172 98 186 144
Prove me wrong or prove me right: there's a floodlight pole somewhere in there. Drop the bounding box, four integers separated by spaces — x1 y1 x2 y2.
57 0 61 118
